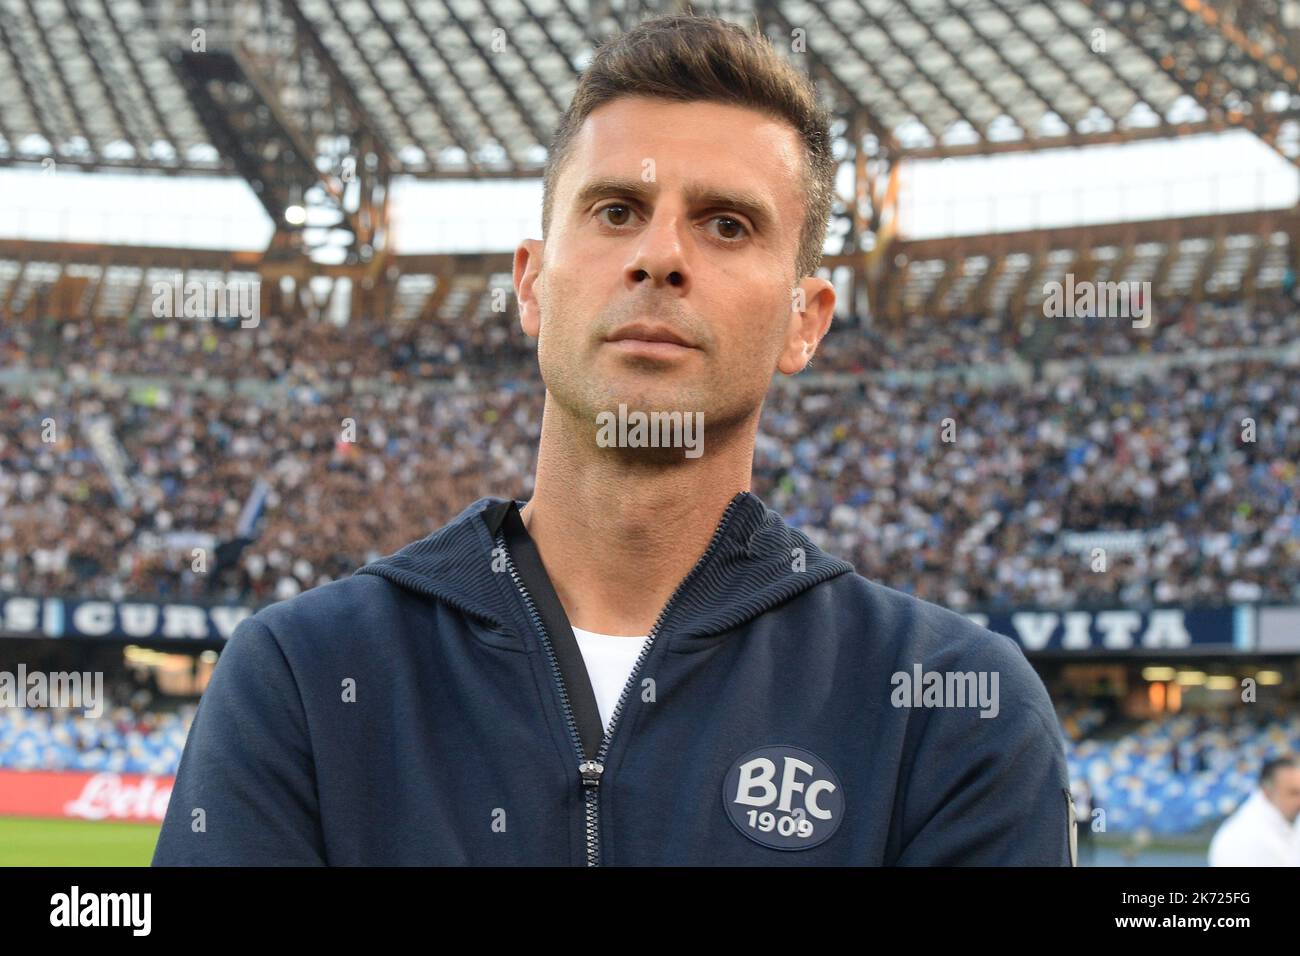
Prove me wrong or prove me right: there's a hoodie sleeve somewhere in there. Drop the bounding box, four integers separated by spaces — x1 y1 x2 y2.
152 615 326 866
893 634 1073 866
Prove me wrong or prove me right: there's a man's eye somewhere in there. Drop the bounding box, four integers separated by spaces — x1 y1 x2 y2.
595 206 747 240
597 204 634 227
709 216 748 241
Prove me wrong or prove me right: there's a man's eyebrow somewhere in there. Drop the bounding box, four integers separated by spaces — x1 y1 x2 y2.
572 177 777 231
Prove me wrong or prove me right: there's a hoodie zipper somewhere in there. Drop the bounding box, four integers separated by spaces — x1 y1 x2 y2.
496 494 743 867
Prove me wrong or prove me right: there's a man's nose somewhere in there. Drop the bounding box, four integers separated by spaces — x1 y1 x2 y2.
626 214 689 290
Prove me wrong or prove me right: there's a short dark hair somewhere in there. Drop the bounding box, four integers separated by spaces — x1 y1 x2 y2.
541 13 836 281
1260 756 1297 786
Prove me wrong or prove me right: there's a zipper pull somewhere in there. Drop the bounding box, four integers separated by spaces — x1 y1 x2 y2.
579 759 604 787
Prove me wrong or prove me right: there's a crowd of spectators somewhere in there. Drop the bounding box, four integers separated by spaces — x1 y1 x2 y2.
1 295 1298 610
4 293 1297 385
1065 703 1300 834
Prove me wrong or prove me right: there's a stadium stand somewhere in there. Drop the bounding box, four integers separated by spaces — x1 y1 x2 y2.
1063 704 1300 835
0 706 194 778
4 295 1298 608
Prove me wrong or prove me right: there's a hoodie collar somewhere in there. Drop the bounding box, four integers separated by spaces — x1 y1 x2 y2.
355 491 853 639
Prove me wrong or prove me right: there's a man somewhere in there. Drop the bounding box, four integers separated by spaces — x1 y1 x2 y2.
1208 757 1300 866
154 13 1071 866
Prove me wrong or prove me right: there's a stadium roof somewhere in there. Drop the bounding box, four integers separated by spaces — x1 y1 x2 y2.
1 0 1298 178
2 0 1298 315
3 205 1294 323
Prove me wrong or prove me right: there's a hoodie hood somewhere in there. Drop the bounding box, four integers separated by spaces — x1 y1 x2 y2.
355 491 854 639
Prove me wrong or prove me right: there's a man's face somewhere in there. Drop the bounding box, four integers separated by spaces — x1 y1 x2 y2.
515 96 833 443
1264 766 1300 823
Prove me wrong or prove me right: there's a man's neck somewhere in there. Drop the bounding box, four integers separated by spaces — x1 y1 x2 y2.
521 395 756 636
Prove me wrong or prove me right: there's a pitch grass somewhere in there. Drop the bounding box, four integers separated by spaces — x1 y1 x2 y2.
0 816 160 866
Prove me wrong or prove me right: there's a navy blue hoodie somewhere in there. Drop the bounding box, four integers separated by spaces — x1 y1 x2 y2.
152 492 1073 865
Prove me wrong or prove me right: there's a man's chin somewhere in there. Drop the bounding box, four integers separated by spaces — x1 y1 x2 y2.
587 394 709 421
582 374 705 417
583 392 710 460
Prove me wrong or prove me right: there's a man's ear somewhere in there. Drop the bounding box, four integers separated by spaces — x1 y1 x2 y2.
777 275 835 375
514 238 544 338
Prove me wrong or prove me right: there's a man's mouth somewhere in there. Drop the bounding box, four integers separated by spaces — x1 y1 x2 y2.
603 322 698 357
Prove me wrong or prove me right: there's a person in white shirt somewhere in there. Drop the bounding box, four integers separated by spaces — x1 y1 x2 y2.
1208 757 1300 866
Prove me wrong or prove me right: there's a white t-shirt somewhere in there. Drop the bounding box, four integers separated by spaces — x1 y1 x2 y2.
1207 789 1300 866
571 626 648 735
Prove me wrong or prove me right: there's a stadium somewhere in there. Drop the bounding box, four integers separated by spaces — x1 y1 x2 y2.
1 0 1299 871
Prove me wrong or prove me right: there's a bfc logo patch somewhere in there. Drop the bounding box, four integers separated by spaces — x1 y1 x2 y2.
722 745 845 850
